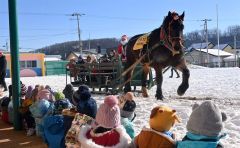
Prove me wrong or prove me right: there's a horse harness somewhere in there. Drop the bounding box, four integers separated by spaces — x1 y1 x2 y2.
142 14 184 57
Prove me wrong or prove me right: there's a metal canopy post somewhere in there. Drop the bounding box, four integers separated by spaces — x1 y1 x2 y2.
8 0 21 130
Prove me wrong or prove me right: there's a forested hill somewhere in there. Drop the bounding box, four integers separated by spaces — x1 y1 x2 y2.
36 38 119 59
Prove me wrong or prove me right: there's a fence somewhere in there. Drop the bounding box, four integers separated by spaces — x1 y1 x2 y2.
45 61 68 75
195 61 240 68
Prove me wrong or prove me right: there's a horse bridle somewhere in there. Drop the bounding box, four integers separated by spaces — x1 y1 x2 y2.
160 17 184 56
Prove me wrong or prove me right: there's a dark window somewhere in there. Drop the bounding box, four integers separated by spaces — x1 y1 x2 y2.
26 61 37 68
20 61 25 68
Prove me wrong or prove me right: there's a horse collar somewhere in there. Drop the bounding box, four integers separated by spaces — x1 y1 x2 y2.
160 27 180 56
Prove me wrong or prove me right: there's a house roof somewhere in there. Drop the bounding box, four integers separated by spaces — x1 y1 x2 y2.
45 55 62 59
44 57 62 61
187 42 213 51
212 44 232 50
44 55 62 61
195 49 233 56
224 55 238 61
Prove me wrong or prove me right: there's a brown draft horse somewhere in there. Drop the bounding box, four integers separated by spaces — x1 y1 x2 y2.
124 11 190 100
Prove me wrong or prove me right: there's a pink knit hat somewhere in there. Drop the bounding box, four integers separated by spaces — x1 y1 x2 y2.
37 89 52 101
95 95 120 128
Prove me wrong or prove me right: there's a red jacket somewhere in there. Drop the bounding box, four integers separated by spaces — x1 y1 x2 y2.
86 128 120 146
78 125 131 148
118 44 126 60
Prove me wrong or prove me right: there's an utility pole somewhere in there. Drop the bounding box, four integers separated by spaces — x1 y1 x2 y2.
2 40 9 51
216 4 220 67
234 35 237 67
5 40 9 51
71 13 85 55
202 19 212 67
88 33 91 50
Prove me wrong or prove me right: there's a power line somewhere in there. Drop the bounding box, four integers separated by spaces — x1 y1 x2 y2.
0 11 208 22
0 28 75 31
0 11 68 16
0 32 77 38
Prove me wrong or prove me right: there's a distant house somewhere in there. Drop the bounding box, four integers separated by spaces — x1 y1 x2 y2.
5 53 45 77
185 48 232 67
223 50 240 67
212 44 234 54
187 42 214 52
66 51 103 61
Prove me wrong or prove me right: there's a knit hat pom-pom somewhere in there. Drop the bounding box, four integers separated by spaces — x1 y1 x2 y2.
104 95 118 108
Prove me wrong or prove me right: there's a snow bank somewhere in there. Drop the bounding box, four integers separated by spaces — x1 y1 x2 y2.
5 67 240 147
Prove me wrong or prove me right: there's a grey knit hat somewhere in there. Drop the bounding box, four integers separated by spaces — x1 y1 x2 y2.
120 100 136 121
187 101 227 137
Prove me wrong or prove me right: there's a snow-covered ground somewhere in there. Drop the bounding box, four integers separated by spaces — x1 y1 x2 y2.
5 66 240 147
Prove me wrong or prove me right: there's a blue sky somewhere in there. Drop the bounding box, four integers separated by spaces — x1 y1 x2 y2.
1 0 240 51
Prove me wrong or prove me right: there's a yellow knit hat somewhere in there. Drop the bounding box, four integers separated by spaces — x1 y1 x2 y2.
149 106 180 132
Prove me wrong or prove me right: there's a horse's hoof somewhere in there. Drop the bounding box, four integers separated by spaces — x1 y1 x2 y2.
157 97 164 101
124 87 131 93
142 93 149 98
155 94 164 101
142 87 149 98
177 84 189 96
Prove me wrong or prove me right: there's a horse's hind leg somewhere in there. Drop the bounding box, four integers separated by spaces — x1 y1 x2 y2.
142 64 150 97
124 62 134 93
176 59 190 96
154 66 164 100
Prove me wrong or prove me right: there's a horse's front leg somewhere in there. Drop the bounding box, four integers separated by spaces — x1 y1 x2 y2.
176 59 190 96
124 62 134 93
154 66 164 100
142 64 150 97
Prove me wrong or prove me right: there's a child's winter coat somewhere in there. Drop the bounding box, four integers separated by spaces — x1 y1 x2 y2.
134 106 180 148
177 101 227 148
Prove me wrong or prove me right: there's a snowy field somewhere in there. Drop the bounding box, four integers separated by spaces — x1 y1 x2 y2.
5 66 240 147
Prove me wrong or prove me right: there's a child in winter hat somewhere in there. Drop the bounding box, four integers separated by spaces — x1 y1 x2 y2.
20 85 36 136
43 92 72 148
25 85 33 99
53 91 72 115
73 85 90 105
21 85 34 113
37 88 53 102
177 101 227 148
78 95 131 147
31 86 39 102
19 81 27 97
8 82 27 124
0 85 10 123
118 92 134 108
12 83 36 136
134 105 180 148
73 85 97 118
30 99 54 137
118 92 136 139
63 84 75 104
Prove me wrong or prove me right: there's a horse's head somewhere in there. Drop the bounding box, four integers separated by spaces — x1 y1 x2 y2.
162 11 185 52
